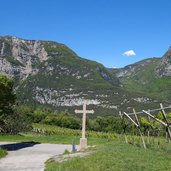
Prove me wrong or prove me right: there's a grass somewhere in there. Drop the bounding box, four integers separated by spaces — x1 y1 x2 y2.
0 133 113 145
0 123 117 147
0 148 7 159
45 140 171 171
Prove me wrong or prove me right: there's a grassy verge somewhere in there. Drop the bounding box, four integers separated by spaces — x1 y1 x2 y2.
0 148 7 159
45 140 171 171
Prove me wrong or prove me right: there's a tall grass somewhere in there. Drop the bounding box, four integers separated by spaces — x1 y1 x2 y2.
0 148 7 158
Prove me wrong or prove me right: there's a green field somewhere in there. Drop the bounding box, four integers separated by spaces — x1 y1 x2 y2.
45 141 171 171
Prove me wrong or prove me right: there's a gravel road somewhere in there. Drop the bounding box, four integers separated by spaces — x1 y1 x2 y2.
0 142 72 171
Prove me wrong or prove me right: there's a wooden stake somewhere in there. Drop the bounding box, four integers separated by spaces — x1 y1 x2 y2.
157 128 160 149
166 127 169 142
160 103 171 141
142 110 167 126
119 111 128 143
123 111 146 149
133 109 146 149
123 112 139 127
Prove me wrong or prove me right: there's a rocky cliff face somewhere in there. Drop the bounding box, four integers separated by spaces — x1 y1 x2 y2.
0 36 48 80
156 47 171 77
0 36 123 114
0 36 170 114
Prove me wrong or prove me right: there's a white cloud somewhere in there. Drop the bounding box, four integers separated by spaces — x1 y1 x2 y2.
123 50 136 56
112 66 117 69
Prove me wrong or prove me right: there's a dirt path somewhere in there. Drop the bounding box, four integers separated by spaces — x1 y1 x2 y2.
0 142 72 171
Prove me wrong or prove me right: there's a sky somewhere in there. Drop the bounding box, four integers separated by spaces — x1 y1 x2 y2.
1 0 171 68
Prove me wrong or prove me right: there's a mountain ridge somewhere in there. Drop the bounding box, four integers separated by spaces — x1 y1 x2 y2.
113 48 171 102
0 36 170 115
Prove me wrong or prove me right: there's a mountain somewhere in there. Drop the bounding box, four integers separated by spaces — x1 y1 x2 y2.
0 36 170 115
112 48 171 102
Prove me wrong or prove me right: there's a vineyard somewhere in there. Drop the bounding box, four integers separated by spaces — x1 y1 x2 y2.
26 103 171 152
119 103 171 150
32 123 118 139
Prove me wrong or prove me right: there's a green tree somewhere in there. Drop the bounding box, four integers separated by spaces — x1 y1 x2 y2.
87 116 123 133
0 74 30 134
0 74 15 133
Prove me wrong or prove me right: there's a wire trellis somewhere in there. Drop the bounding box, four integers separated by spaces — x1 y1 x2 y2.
124 105 171 116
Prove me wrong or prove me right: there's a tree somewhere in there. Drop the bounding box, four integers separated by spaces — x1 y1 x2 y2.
0 74 16 133
0 74 30 134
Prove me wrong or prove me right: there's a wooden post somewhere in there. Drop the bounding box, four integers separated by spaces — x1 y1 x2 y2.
157 128 160 149
166 127 169 142
133 109 146 149
123 112 139 127
123 111 146 149
147 112 151 144
142 110 167 126
119 111 128 143
132 122 135 144
160 103 171 141
143 109 168 147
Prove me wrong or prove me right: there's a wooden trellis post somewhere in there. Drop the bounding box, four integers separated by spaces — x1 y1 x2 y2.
160 103 171 141
121 104 171 149
147 111 151 144
133 109 146 149
123 111 146 149
142 110 167 126
142 109 171 144
119 111 128 143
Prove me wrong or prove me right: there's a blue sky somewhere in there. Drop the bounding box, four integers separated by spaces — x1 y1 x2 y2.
1 0 171 68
